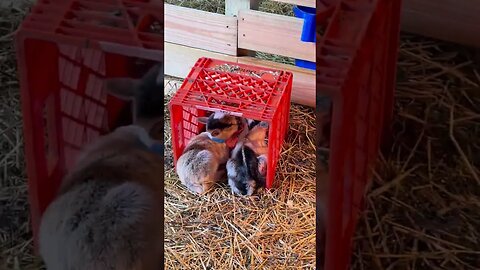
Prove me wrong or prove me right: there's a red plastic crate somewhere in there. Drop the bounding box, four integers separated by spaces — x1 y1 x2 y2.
14 0 163 250
317 0 402 269
168 57 293 190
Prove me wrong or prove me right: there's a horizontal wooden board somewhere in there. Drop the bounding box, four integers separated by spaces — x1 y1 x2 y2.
402 0 480 48
164 42 236 79
165 42 315 107
272 0 315 8
165 4 238 55
238 10 315 62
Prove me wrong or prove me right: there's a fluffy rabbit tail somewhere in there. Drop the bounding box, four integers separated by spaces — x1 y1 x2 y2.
82 182 161 270
99 182 159 235
40 182 161 270
87 182 162 270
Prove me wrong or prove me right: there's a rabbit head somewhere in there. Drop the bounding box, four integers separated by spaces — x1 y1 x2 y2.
198 111 241 142
104 62 164 142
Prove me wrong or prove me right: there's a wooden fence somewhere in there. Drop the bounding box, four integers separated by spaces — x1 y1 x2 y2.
164 0 316 107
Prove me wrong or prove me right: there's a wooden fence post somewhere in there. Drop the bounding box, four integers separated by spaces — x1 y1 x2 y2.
225 0 260 17
225 0 260 56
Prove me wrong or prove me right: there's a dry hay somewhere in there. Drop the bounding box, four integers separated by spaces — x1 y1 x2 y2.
0 2 46 270
163 79 316 269
351 35 480 269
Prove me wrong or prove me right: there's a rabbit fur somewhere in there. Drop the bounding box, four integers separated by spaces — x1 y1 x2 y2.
176 112 242 195
227 120 269 196
39 63 164 270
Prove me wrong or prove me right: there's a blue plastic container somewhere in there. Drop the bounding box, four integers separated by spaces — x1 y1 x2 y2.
293 5 316 70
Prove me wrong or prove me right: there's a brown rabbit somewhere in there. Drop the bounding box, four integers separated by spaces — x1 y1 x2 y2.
176 112 242 194
38 63 164 270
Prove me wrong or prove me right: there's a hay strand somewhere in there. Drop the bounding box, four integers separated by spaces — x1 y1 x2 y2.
352 34 480 270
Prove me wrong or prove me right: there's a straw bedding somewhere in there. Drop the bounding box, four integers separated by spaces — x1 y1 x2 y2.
0 2 47 269
163 80 316 269
351 35 480 269
0 1 478 270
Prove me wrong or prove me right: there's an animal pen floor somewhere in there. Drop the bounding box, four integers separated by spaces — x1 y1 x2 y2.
0 1 479 270
163 81 316 269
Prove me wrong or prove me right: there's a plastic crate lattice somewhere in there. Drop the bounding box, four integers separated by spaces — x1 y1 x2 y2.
169 58 293 191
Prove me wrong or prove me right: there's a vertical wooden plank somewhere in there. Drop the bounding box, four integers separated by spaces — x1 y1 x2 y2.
225 0 260 17
225 0 259 56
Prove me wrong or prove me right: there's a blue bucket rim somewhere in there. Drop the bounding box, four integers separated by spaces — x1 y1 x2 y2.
293 5 316 15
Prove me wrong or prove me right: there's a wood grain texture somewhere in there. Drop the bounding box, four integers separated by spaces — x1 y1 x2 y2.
165 42 315 107
164 4 237 55
238 10 315 62
164 42 236 78
272 0 315 8
225 0 260 16
402 0 480 48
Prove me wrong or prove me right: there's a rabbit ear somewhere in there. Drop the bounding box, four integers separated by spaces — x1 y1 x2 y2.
105 62 163 101
135 63 164 120
105 78 140 100
197 116 209 124
140 63 163 88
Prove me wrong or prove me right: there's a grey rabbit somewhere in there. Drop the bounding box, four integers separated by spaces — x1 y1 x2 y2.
38 63 164 270
227 120 269 196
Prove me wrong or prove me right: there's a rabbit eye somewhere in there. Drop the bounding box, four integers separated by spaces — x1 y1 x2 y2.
211 130 220 136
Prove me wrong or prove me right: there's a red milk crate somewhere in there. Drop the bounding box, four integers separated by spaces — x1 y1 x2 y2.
14 0 163 250
317 0 402 269
168 57 293 190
